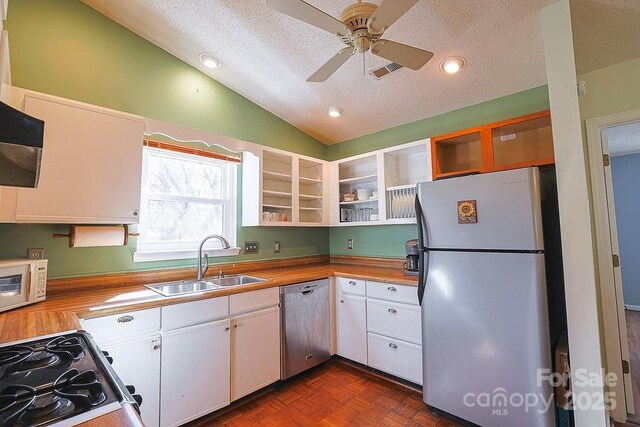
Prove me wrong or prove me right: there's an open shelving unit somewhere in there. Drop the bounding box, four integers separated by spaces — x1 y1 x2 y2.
331 140 432 226
261 151 293 223
298 158 324 224
431 110 554 180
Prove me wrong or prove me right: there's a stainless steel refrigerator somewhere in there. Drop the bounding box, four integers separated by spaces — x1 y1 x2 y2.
416 167 555 427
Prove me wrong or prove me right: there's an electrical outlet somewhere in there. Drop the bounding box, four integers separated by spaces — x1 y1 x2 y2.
347 239 353 250
27 248 45 260
274 241 281 253
244 241 259 254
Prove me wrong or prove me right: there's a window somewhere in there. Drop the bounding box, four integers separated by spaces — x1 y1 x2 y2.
133 146 239 262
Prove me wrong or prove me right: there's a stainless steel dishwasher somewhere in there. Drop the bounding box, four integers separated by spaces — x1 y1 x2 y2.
280 279 330 379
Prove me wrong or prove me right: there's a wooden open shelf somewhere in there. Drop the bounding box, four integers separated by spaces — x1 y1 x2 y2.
431 110 554 179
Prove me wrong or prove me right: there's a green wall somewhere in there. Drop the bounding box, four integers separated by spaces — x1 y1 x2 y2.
0 0 554 277
1 0 329 278
330 86 551 258
327 86 550 161
4 0 327 159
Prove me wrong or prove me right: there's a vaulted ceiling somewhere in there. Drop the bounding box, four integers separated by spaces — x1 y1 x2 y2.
81 0 555 145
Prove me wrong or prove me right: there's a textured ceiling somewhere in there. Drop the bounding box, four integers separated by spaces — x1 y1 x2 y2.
606 122 640 157
81 0 554 145
571 0 640 74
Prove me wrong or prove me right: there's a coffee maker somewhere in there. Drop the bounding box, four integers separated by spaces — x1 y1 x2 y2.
404 239 419 276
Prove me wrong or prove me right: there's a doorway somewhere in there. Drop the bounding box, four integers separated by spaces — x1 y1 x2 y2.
587 110 640 424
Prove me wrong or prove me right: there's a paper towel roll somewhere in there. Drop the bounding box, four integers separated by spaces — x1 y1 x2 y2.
53 225 136 248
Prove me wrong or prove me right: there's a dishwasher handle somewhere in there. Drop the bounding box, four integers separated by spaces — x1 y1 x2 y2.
301 289 315 295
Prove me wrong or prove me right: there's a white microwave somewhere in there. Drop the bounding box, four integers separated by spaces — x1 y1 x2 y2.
0 259 48 313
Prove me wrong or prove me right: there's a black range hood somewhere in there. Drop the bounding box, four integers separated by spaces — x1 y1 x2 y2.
0 100 45 188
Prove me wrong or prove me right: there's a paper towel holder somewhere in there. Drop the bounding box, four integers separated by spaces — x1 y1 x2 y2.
53 225 140 248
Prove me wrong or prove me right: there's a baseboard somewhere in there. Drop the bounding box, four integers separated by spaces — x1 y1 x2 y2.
625 305 640 312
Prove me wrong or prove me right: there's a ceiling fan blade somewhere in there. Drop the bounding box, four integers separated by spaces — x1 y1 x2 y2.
266 0 349 36
368 0 419 34
371 40 434 70
307 47 355 82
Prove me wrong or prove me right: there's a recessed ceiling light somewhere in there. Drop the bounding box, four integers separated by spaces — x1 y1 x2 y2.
440 57 465 74
327 106 344 118
199 53 221 69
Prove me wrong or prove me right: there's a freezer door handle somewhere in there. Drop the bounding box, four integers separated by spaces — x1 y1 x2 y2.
415 194 428 306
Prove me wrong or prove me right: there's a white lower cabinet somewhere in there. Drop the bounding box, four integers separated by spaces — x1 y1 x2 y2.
230 306 280 401
334 277 423 384
367 332 423 384
336 293 367 365
160 318 231 427
99 335 161 427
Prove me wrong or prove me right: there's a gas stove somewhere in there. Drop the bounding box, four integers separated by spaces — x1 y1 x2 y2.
0 331 139 426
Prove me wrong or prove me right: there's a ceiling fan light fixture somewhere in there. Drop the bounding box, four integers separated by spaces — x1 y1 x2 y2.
327 106 344 118
440 57 465 74
199 53 221 69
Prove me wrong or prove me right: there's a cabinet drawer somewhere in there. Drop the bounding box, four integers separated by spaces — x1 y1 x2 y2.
230 287 279 315
366 281 418 305
336 277 365 296
83 308 160 344
162 297 229 331
367 332 422 385
367 299 421 345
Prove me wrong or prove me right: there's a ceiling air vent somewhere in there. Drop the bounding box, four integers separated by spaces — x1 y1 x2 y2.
370 62 404 80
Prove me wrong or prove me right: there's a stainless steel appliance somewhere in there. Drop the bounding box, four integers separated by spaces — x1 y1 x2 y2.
416 168 556 427
0 259 47 313
403 239 419 275
0 100 45 188
0 331 141 426
280 279 330 379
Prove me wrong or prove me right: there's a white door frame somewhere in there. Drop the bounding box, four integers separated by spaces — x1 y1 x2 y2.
586 107 640 422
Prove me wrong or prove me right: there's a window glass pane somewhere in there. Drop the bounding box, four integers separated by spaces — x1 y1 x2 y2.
145 200 224 243
145 151 223 199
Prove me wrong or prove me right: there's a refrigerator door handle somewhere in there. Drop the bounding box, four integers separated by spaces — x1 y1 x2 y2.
415 194 428 305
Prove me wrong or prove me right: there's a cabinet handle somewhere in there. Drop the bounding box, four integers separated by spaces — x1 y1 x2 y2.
133 211 139 217
349 281 357 286
225 326 230 331
153 344 160 350
389 343 398 349
234 324 238 328
388 308 397 314
387 286 397 292
117 315 134 323
340 300 344 303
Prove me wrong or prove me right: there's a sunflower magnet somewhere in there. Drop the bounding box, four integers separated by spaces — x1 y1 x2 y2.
458 200 477 224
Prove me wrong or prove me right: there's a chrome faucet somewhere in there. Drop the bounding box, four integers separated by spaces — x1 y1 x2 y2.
197 235 231 281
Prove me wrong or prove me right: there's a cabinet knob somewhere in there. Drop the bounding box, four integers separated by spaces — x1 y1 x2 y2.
234 324 238 328
389 343 398 349
388 308 397 314
117 315 134 323
340 300 344 303
153 344 160 350
349 281 356 286
387 286 397 292
133 210 139 217
225 326 230 331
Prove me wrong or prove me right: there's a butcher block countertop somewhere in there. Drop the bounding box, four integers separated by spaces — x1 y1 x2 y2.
0 256 416 426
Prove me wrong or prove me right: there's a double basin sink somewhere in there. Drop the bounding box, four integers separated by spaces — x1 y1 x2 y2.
145 275 266 297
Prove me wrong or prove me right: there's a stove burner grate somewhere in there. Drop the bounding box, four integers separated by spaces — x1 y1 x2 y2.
53 369 107 408
45 337 85 361
0 384 36 425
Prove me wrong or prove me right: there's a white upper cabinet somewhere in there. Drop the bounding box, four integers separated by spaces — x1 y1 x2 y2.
14 91 145 223
331 139 431 226
242 147 330 227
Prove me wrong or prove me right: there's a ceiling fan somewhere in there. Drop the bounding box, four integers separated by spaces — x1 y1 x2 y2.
266 0 434 82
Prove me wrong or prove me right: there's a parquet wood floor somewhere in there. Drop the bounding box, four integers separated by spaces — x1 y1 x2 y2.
188 361 461 426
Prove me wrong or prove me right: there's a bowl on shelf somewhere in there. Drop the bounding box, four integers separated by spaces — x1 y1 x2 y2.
342 193 356 202
356 189 373 201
